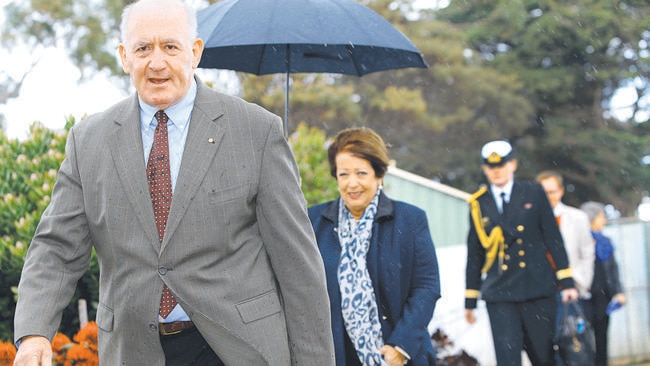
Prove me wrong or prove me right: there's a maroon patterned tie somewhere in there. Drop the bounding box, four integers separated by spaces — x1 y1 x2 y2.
147 110 177 318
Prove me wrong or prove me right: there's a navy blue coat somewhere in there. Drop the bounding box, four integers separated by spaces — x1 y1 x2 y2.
309 192 441 365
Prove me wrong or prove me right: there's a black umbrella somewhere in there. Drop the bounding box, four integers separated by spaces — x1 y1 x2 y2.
197 0 428 134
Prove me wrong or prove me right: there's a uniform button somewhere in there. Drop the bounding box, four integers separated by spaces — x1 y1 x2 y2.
382 315 388 320
149 323 157 331
158 266 167 275
505 255 511 260
516 239 523 244
501 264 508 271
518 250 525 256
504 244 509 249
517 225 524 232
519 262 526 268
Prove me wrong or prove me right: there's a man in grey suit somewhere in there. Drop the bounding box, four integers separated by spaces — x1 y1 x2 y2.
13 0 335 365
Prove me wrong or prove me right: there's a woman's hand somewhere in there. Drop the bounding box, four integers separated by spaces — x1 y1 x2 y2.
380 345 407 366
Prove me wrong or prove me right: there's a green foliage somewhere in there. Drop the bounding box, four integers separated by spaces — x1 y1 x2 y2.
1 0 126 79
527 116 650 210
241 74 363 133
2 0 650 216
431 0 650 213
289 122 339 206
0 122 65 340
0 119 99 342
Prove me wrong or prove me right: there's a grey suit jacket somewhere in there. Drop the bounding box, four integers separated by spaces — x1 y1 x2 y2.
14 80 335 365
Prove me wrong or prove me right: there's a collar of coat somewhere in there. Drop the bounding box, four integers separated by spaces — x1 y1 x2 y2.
320 190 395 224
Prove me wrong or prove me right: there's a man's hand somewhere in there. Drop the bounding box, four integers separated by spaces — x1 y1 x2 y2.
561 288 579 303
13 336 52 366
465 309 476 324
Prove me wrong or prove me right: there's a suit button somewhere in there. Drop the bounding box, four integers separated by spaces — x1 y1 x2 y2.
149 323 157 331
159 266 167 275
382 315 388 320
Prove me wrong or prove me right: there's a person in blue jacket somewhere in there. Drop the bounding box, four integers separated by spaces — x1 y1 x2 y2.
308 127 441 366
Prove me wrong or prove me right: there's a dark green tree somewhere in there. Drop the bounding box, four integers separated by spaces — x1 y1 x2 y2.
432 0 650 214
2 0 649 214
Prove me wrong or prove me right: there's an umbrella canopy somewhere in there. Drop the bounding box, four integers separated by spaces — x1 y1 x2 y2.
197 0 428 132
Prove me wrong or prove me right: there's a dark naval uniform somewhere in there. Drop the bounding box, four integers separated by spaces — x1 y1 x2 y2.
465 181 575 365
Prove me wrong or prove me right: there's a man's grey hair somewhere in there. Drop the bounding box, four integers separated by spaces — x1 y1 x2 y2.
120 0 198 44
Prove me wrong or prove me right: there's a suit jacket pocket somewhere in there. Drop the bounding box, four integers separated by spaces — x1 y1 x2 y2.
235 290 282 324
96 302 114 332
208 184 249 205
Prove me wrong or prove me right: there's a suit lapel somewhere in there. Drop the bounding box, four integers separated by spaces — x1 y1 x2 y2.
161 84 225 251
507 182 523 217
107 96 160 249
500 181 523 233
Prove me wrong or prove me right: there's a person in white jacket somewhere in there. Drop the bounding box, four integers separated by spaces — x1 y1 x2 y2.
537 170 595 365
536 171 595 298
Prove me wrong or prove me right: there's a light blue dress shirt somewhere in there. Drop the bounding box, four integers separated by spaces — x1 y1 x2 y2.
491 180 513 214
139 80 196 322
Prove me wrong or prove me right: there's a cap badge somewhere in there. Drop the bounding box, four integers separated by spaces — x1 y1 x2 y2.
487 152 502 164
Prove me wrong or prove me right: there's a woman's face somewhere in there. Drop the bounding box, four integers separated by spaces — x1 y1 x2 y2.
592 210 607 231
335 151 382 220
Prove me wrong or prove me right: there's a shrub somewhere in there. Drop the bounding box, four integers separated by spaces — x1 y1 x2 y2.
289 122 338 206
0 119 99 341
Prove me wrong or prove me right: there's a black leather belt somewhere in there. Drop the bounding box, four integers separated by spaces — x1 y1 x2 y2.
159 321 195 336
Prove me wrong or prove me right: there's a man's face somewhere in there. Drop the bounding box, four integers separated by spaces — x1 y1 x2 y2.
118 4 203 110
482 160 517 188
539 177 564 208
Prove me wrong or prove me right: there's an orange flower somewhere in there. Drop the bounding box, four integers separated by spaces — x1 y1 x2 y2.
64 344 98 366
0 340 17 366
52 333 73 365
73 322 98 352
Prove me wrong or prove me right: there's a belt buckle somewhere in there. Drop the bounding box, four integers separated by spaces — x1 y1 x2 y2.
159 321 193 336
159 326 182 336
